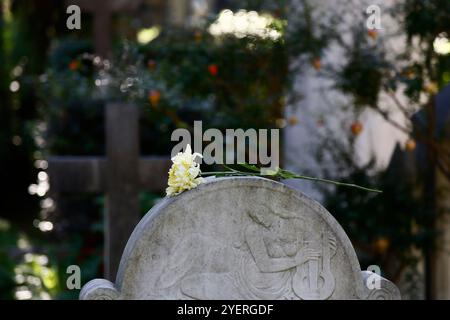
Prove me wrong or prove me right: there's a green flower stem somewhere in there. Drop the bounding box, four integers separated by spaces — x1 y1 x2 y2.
200 171 259 176
287 174 382 193
200 170 382 193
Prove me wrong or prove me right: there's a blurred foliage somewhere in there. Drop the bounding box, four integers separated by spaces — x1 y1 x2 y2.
403 0 450 40
400 1 450 95
138 28 287 129
309 0 449 296
333 31 388 108
1 0 450 300
16 2 291 300
323 166 434 295
314 121 436 296
0 219 18 299
39 24 288 155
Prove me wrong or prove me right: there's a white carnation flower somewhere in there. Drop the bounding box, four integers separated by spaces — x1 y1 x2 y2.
166 144 205 196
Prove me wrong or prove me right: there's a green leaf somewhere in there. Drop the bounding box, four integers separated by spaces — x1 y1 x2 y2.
236 163 261 172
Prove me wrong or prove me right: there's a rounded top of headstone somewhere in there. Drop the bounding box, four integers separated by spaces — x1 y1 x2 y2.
115 176 367 299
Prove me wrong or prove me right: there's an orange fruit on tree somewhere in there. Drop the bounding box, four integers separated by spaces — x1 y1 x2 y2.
208 64 218 76
374 237 390 254
312 58 321 71
148 89 161 107
405 69 415 79
367 29 378 39
288 116 299 126
194 31 202 42
424 82 438 95
351 121 363 135
69 60 80 71
405 138 416 152
147 59 156 71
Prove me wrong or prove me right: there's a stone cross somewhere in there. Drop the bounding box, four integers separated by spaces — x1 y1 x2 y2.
65 0 142 56
48 103 170 280
79 177 401 300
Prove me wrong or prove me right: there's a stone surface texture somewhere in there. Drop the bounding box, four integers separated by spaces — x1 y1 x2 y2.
80 177 401 300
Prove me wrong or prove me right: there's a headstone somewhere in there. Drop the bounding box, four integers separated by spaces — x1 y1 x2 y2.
80 177 401 300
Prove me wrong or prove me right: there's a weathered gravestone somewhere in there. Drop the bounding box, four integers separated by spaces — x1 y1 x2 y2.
80 177 401 300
